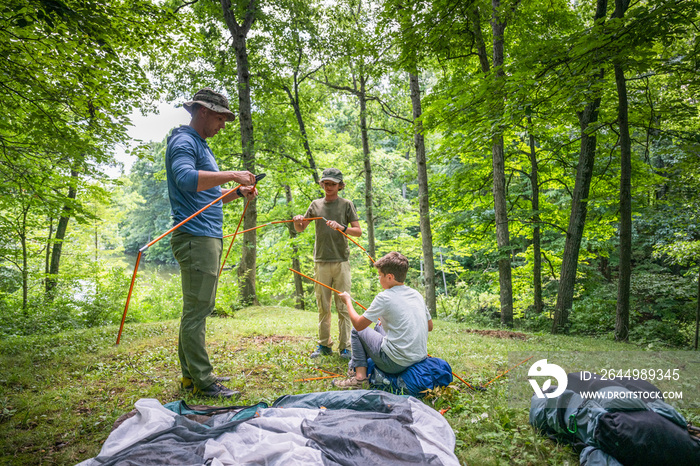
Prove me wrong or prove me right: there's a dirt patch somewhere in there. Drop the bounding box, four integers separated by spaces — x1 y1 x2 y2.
238 335 305 346
463 329 529 340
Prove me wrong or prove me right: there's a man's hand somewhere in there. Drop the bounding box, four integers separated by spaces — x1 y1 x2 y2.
230 171 255 185
239 185 258 200
196 170 255 192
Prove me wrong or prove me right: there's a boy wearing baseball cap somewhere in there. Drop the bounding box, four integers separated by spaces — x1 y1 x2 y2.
293 168 362 359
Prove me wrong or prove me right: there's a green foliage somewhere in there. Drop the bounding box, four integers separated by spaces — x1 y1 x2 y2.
117 142 175 264
3 0 700 380
1 0 176 225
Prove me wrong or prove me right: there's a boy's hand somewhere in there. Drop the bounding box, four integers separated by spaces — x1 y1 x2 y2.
292 214 309 233
338 291 352 303
326 219 342 230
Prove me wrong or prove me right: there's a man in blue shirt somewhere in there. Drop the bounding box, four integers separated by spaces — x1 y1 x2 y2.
166 88 257 398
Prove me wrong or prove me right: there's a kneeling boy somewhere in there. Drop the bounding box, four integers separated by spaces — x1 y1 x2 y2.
333 251 433 389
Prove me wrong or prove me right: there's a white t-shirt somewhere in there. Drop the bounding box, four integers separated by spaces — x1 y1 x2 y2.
362 285 432 367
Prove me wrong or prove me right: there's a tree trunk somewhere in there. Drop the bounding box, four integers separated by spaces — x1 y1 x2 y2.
285 185 305 309
410 72 437 318
46 167 79 300
44 216 53 289
20 207 28 312
221 0 259 305
695 269 700 351
359 75 376 264
552 96 603 332
528 116 543 314
552 0 608 333
614 62 631 342
614 0 631 342
284 84 321 186
492 133 513 327
491 0 513 327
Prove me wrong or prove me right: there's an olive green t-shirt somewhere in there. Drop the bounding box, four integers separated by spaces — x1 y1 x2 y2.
305 197 359 262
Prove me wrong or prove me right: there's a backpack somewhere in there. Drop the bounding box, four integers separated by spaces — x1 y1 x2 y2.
367 356 453 397
529 372 700 465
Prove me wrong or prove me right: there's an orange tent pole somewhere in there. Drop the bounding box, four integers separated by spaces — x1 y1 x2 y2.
116 251 142 345
115 177 257 346
288 268 367 311
222 217 324 238
294 367 344 382
146 186 244 250
294 374 342 382
483 355 534 387
218 192 254 276
218 174 267 276
427 352 481 391
219 197 251 275
334 227 374 263
452 371 479 391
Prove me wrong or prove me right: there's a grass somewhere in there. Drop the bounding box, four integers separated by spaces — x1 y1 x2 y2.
0 306 697 465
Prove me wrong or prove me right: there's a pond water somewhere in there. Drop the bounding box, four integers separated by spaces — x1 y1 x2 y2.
123 254 180 280
72 254 181 301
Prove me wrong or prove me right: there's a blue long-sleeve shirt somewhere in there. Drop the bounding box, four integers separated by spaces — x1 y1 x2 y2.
165 126 224 237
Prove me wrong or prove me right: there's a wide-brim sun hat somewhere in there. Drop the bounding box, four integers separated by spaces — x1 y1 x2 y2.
183 88 236 122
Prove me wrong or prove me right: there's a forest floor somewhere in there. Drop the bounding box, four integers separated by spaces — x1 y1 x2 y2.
0 306 697 465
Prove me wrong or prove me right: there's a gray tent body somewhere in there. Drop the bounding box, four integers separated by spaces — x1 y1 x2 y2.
77 390 460 465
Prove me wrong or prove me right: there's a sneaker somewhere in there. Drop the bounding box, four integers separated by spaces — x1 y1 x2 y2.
181 376 231 391
310 345 333 358
332 376 368 390
193 381 240 398
339 349 351 360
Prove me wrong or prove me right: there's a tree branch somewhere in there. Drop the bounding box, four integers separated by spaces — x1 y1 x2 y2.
174 0 201 14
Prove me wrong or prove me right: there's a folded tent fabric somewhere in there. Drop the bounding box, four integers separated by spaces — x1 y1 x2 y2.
77 390 460 466
529 372 700 466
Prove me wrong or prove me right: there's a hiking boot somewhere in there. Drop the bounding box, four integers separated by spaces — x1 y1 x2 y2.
193 381 240 398
310 345 333 358
332 376 368 390
339 349 351 360
180 376 231 392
